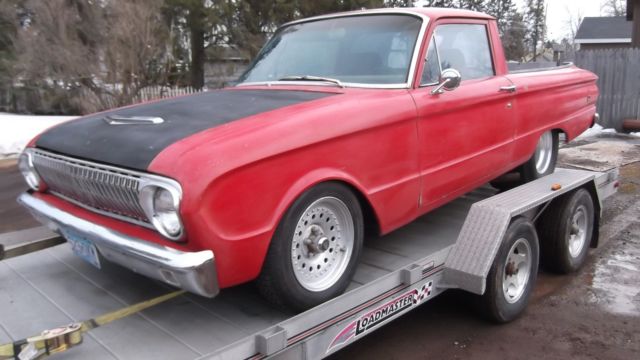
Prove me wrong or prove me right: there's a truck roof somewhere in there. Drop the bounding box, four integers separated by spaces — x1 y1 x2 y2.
284 7 495 27
408 7 495 20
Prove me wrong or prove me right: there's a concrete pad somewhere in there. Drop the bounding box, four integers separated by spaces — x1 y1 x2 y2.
560 137 640 171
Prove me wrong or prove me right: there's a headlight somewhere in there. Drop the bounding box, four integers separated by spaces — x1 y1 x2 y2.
18 149 45 191
139 179 184 240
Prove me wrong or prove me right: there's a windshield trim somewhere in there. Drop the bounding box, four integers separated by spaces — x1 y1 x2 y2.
236 10 430 90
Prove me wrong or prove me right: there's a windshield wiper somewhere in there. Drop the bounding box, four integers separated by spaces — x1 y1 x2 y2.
278 75 344 88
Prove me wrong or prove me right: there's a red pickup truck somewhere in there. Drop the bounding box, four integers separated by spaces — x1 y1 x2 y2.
18 8 598 311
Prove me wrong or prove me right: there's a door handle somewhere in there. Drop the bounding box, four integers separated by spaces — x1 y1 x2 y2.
499 85 517 93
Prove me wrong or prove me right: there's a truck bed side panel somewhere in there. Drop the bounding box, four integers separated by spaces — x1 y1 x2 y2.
506 67 598 166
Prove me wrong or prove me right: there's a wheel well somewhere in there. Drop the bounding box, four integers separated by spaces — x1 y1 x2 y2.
329 180 381 238
553 128 567 143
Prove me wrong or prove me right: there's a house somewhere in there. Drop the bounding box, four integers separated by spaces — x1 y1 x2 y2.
204 46 250 88
575 17 632 50
628 0 640 46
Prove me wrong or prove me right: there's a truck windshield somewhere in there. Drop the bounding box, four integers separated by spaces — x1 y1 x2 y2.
238 15 423 86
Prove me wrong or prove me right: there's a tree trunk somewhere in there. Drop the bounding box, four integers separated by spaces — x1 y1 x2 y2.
190 25 205 89
633 2 640 48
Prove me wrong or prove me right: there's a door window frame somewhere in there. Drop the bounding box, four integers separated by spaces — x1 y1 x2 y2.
415 18 498 89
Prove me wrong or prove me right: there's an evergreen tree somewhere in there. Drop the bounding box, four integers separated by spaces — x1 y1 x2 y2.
163 0 219 89
410 0 456 7
525 0 546 61
385 0 411 7
220 0 299 59
483 0 517 35
298 0 385 18
502 11 527 61
456 0 485 11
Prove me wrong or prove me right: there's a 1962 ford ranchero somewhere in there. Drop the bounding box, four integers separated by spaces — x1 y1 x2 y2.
18 8 598 311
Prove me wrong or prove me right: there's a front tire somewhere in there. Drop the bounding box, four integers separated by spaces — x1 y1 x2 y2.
521 131 559 182
480 217 539 323
257 182 364 311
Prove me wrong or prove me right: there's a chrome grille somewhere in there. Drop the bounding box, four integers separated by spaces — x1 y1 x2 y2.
32 150 149 224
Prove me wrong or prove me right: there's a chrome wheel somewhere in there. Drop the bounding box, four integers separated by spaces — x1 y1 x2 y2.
502 238 532 304
291 196 354 292
568 204 588 258
534 131 554 174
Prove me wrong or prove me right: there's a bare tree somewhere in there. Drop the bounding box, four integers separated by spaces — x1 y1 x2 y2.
526 0 546 62
15 0 172 114
0 0 20 87
104 0 172 105
565 5 584 41
601 0 627 16
561 5 583 61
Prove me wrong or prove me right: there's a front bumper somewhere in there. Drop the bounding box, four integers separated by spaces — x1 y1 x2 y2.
18 192 219 298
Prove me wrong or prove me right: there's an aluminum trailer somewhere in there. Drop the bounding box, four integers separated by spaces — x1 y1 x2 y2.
0 168 618 360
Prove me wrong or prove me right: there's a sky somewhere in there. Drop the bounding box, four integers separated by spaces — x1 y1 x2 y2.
518 0 609 41
414 1 613 41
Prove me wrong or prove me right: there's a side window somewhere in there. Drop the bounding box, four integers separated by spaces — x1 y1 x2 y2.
420 23 494 85
421 37 441 85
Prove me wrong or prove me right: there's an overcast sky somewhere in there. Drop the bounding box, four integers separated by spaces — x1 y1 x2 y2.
518 0 610 41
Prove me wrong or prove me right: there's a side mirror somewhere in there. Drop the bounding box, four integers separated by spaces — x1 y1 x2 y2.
431 68 462 95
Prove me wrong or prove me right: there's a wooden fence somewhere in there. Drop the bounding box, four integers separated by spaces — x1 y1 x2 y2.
575 48 640 130
0 85 203 115
97 86 203 110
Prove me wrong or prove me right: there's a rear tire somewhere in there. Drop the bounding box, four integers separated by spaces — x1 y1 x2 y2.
480 217 539 323
257 182 364 312
538 188 595 274
521 131 559 182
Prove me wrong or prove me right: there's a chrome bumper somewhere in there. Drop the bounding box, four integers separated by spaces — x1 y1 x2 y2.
18 192 219 298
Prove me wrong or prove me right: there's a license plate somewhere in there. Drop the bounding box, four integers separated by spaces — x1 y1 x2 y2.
62 229 101 269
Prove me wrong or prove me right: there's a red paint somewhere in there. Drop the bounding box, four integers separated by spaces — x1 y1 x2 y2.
29 9 597 289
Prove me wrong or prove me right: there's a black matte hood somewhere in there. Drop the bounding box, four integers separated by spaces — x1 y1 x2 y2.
35 89 334 170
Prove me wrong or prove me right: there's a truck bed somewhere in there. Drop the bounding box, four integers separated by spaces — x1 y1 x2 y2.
507 62 573 74
0 186 496 359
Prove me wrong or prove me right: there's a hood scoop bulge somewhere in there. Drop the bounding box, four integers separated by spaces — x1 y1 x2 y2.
103 115 165 125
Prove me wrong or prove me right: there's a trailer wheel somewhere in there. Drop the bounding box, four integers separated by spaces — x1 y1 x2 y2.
521 131 559 182
538 188 594 274
257 182 363 311
481 217 539 323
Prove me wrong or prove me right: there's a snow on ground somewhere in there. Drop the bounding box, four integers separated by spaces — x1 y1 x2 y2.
0 113 78 159
632 132 640 138
574 124 618 140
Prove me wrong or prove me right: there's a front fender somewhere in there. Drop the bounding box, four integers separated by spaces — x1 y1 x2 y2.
183 161 377 288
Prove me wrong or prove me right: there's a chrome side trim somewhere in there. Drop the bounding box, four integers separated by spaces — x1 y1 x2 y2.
238 10 430 90
18 192 219 298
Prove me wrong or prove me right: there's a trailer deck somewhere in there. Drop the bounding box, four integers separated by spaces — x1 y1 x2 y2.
0 168 618 359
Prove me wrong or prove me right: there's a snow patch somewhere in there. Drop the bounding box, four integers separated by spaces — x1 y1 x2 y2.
575 124 617 140
0 113 78 159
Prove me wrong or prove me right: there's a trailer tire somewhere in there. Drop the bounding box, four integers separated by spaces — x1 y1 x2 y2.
521 131 559 182
538 188 594 274
480 217 539 323
257 182 364 312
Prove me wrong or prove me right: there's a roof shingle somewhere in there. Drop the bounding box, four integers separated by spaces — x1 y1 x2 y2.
575 17 632 41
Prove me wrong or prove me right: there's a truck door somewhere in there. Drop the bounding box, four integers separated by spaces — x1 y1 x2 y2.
410 20 517 212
